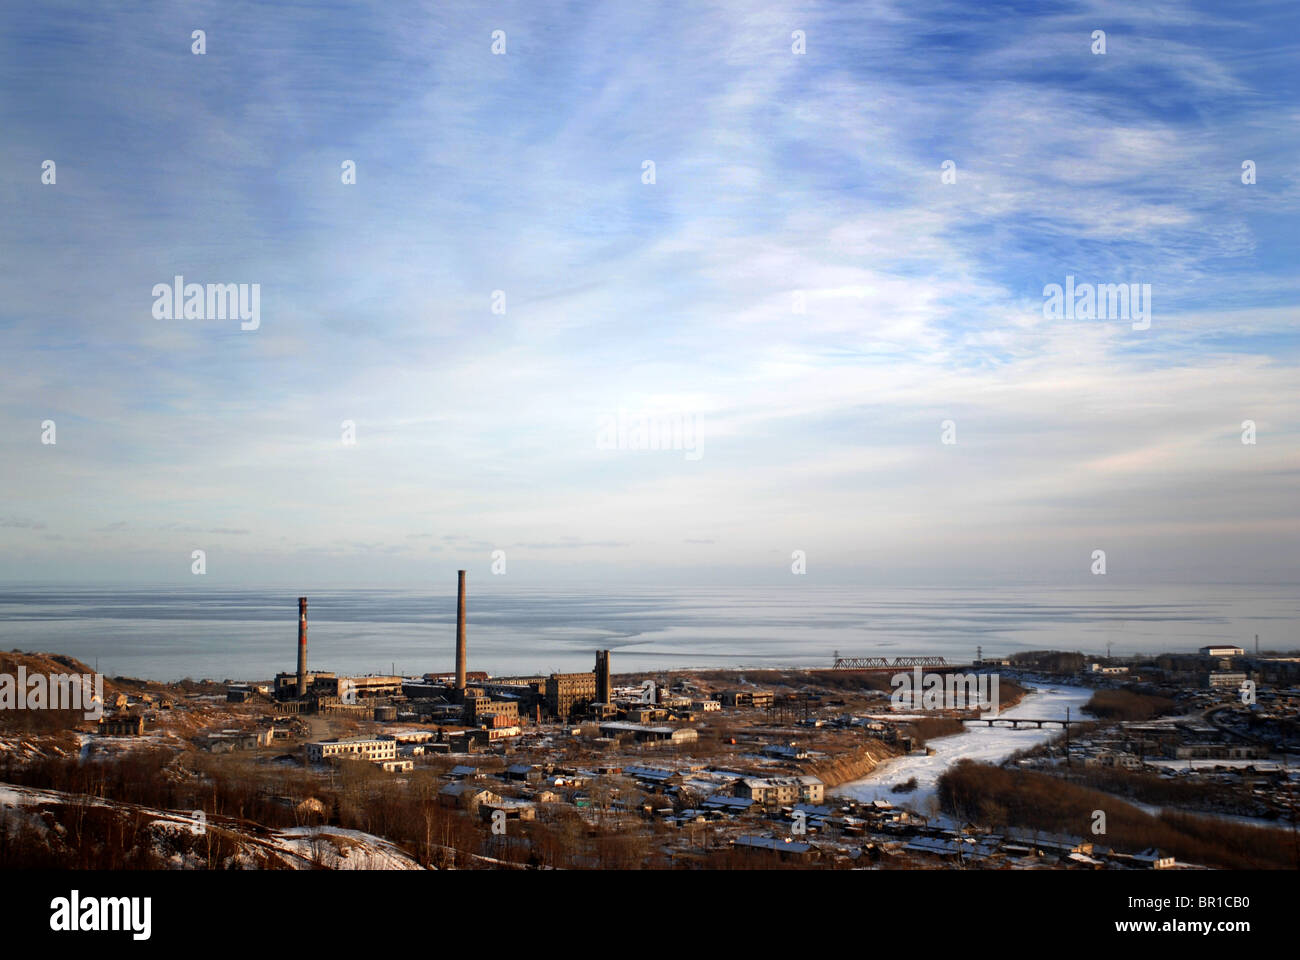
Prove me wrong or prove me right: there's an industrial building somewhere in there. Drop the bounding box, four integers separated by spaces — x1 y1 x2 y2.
1199 645 1245 657
721 690 774 709
595 649 611 703
598 722 699 744
199 728 272 752
546 671 598 719
267 578 618 735
226 682 271 703
539 650 615 720
274 669 337 700
316 572 603 733
342 675 404 699
265 596 411 723
422 671 489 685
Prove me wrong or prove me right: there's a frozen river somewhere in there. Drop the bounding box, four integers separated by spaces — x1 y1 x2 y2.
833 682 1095 814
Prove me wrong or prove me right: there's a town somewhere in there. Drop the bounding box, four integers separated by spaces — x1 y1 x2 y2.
1 573 1295 870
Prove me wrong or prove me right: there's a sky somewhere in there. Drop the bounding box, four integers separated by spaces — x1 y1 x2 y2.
1 0 1297 588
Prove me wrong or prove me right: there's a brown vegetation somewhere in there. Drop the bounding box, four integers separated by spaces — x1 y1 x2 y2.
1009 651 1087 674
905 717 965 745
1064 766 1248 813
1084 688 1177 722
937 760 1296 869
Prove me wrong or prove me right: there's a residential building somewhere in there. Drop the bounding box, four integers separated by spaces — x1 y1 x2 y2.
735 775 825 806
306 737 397 763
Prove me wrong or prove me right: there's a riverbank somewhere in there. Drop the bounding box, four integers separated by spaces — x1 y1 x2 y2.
831 682 1095 812
806 741 902 788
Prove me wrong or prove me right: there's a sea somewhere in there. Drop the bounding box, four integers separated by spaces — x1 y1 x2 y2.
0 583 1293 683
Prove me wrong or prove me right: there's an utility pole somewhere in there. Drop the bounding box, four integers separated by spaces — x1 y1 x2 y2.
1066 707 1071 769
1289 752 1299 871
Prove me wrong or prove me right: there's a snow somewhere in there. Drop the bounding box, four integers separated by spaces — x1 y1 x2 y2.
833 683 1095 814
274 826 425 870
0 782 426 869
1144 758 1285 771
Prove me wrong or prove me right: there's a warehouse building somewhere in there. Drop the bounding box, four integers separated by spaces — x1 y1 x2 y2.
599 722 699 744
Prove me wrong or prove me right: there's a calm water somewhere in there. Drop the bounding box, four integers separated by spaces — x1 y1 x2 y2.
0 584 1293 682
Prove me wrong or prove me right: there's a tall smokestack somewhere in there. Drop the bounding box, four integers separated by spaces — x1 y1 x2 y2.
455 571 467 691
296 597 308 697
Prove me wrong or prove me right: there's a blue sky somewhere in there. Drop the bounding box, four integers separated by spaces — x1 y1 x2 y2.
1 0 1297 587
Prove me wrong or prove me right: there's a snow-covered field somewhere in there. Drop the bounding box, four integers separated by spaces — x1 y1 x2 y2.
833 683 1095 813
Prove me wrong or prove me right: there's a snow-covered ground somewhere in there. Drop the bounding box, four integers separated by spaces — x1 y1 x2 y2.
274 826 425 870
833 683 1095 814
1143 758 1286 772
0 782 426 869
